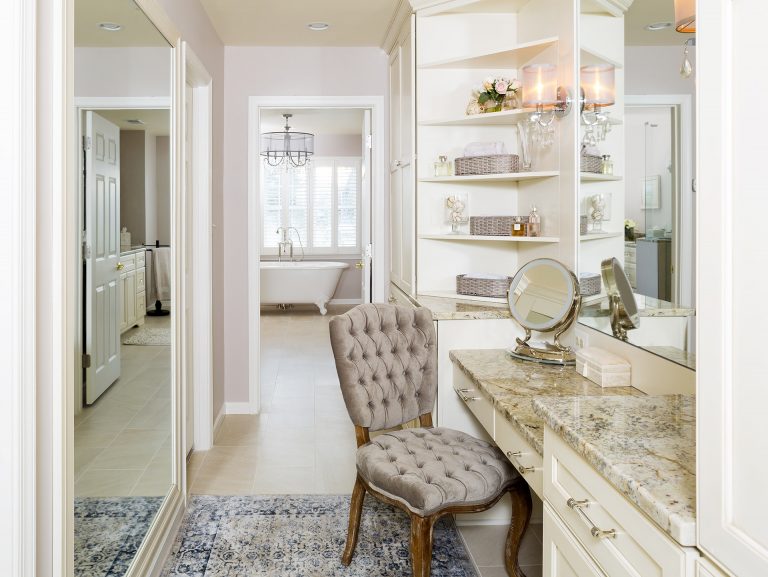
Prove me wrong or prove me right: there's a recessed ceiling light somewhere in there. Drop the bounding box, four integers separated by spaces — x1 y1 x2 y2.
307 22 330 31
99 22 122 31
125 119 145 125
645 22 672 31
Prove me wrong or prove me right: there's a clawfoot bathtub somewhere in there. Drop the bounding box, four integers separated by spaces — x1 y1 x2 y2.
260 261 349 315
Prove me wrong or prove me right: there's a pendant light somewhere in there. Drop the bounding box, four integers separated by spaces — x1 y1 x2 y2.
260 114 315 168
674 0 695 33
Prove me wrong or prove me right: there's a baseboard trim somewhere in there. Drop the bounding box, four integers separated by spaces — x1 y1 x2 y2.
213 403 226 442
224 401 255 415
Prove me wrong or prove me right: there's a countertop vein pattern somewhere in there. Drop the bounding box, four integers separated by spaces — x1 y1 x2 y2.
449 349 641 455
414 294 512 321
532 395 696 546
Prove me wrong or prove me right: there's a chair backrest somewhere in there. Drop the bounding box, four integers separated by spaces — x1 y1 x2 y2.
329 303 437 432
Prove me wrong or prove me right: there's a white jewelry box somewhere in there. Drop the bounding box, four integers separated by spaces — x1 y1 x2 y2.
575 346 631 388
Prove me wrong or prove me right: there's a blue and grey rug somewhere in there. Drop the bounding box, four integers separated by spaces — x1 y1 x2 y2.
75 496 164 577
162 495 478 577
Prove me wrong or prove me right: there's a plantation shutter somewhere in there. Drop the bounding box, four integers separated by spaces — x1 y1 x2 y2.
337 162 359 248
287 165 309 244
262 164 282 248
312 161 334 249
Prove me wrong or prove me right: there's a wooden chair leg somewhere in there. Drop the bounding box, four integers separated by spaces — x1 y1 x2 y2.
410 514 435 577
504 478 533 577
342 476 366 566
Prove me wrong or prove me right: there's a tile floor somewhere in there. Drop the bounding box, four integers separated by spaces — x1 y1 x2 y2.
74 314 173 497
188 304 543 577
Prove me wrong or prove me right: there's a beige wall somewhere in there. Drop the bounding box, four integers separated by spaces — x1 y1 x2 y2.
155 135 171 245
223 46 388 403
156 0 226 416
120 130 147 244
75 47 171 97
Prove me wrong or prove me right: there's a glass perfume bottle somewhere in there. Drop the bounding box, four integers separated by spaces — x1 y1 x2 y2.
528 204 541 237
434 155 452 177
601 155 614 175
511 216 528 237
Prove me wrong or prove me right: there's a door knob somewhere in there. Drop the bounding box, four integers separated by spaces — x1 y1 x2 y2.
355 261 364 270
116 262 125 270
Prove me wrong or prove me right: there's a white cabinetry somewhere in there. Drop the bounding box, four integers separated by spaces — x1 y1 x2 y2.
119 250 146 334
543 427 698 577
388 16 416 295
697 2 768 576
544 504 606 577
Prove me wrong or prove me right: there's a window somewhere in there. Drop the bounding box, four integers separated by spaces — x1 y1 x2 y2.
261 157 361 254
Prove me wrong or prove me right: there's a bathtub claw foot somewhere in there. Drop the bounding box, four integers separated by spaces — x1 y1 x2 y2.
317 302 328 315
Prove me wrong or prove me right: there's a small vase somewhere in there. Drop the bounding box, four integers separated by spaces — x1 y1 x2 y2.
502 92 519 110
483 99 503 113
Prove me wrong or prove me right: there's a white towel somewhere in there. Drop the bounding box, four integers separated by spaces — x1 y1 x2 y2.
153 247 171 302
463 141 507 157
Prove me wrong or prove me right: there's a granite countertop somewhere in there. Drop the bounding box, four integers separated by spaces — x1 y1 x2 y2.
448 349 642 455
414 294 512 321
581 294 695 318
532 395 696 546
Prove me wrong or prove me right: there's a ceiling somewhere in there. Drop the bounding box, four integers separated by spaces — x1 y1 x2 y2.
75 0 170 47
625 0 693 46
261 109 364 136
97 109 170 136
199 0 402 46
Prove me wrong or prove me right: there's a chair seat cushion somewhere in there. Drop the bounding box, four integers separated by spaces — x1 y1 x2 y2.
356 427 518 516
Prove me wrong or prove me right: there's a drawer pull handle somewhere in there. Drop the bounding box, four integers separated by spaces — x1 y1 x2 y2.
506 451 523 458
518 465 535 474
457 388 474 393
454 388 480 402
590 527 617 540
567 498 589 510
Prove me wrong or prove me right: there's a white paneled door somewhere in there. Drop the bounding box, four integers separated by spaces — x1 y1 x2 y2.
84 112 121 404
362 108 372 303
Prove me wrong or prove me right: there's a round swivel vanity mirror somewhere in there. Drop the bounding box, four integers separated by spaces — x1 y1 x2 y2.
601 257 639 341
507 258 581 365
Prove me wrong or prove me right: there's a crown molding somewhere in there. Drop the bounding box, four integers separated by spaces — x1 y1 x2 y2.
381 0 413 53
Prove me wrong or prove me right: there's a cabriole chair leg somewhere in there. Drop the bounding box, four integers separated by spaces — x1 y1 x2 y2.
410 514 435 577
504 478 533 577
342 476 366 565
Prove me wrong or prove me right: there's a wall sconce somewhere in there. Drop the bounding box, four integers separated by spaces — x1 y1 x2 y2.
522 64 572 127
580 64 615 144
674 0 695 33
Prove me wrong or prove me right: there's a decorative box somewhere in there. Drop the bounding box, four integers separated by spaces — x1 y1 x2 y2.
578 272 601 296
580 215 588 235
575 347 631 388
456 274 513 299
455 154 519 176
470 215 528 236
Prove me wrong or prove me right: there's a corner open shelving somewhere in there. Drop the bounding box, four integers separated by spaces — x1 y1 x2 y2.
580 231 623 241
420 109 533 127
418 289 508 305
420 171 559 183
580 173 622 182
420 234 559 243
419 37 558 70
580 47 623 69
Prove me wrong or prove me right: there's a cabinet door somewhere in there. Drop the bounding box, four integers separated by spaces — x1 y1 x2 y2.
698 1 768 575
543 504 606 577
124 270 136 328
119 271 128 332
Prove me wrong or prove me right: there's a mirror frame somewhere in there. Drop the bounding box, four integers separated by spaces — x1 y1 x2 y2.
66 1 184 576
507 258 582 365
601 257 640 341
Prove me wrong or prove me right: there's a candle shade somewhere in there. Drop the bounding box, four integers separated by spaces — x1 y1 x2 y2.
674 0 695 33
581 64 615 107
522 64 558 107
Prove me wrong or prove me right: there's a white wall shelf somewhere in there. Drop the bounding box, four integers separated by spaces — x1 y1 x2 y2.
421 234 560 243
420 108 532 126
420 171 559 183
418 289 508 304
580 231 623 241
581 47 623 69
580 173 622 182
419 37 558 70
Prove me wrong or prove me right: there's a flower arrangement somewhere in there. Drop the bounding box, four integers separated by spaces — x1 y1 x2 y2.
624 218 637 241
477 77 522 112
446 194 468 233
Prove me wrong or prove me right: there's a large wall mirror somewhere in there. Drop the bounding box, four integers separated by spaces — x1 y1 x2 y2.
577 0 696 371
73 1 177 575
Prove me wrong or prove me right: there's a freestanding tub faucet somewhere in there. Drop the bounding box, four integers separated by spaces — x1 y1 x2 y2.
276 227 293 262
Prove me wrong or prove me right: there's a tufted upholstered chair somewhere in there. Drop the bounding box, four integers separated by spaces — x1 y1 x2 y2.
329 303 533 577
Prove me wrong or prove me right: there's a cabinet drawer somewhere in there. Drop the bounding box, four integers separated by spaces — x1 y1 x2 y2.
136 251 146 268
544 503 606 577
453 369 494 437
495 414 543 499
120 253 136 272
136 291 146 318
136 268 146 292
544 427 696 577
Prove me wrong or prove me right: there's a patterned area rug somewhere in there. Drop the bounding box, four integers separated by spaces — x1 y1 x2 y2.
75 496 164 577
122 326 171 346
162 495 478 577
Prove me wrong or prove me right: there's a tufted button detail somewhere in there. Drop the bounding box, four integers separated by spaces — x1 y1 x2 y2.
359 378 365 385
368 401 375 408
382 398 388 406
415 392 420 398
376 351 382 357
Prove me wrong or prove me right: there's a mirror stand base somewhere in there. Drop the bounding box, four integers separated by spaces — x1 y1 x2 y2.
507 344 576 366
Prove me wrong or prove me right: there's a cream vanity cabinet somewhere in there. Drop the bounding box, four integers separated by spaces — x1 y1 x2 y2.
543 428 698 577
119 248 147 333
388 14 416 296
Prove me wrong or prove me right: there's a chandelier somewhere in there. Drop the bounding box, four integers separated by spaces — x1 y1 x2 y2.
260 113 314 168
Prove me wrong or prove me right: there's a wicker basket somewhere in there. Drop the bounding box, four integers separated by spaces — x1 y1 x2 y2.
579 272 601 296
581 153 602 173
470 215 528 236
456 274 513 298
455 154 519 176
